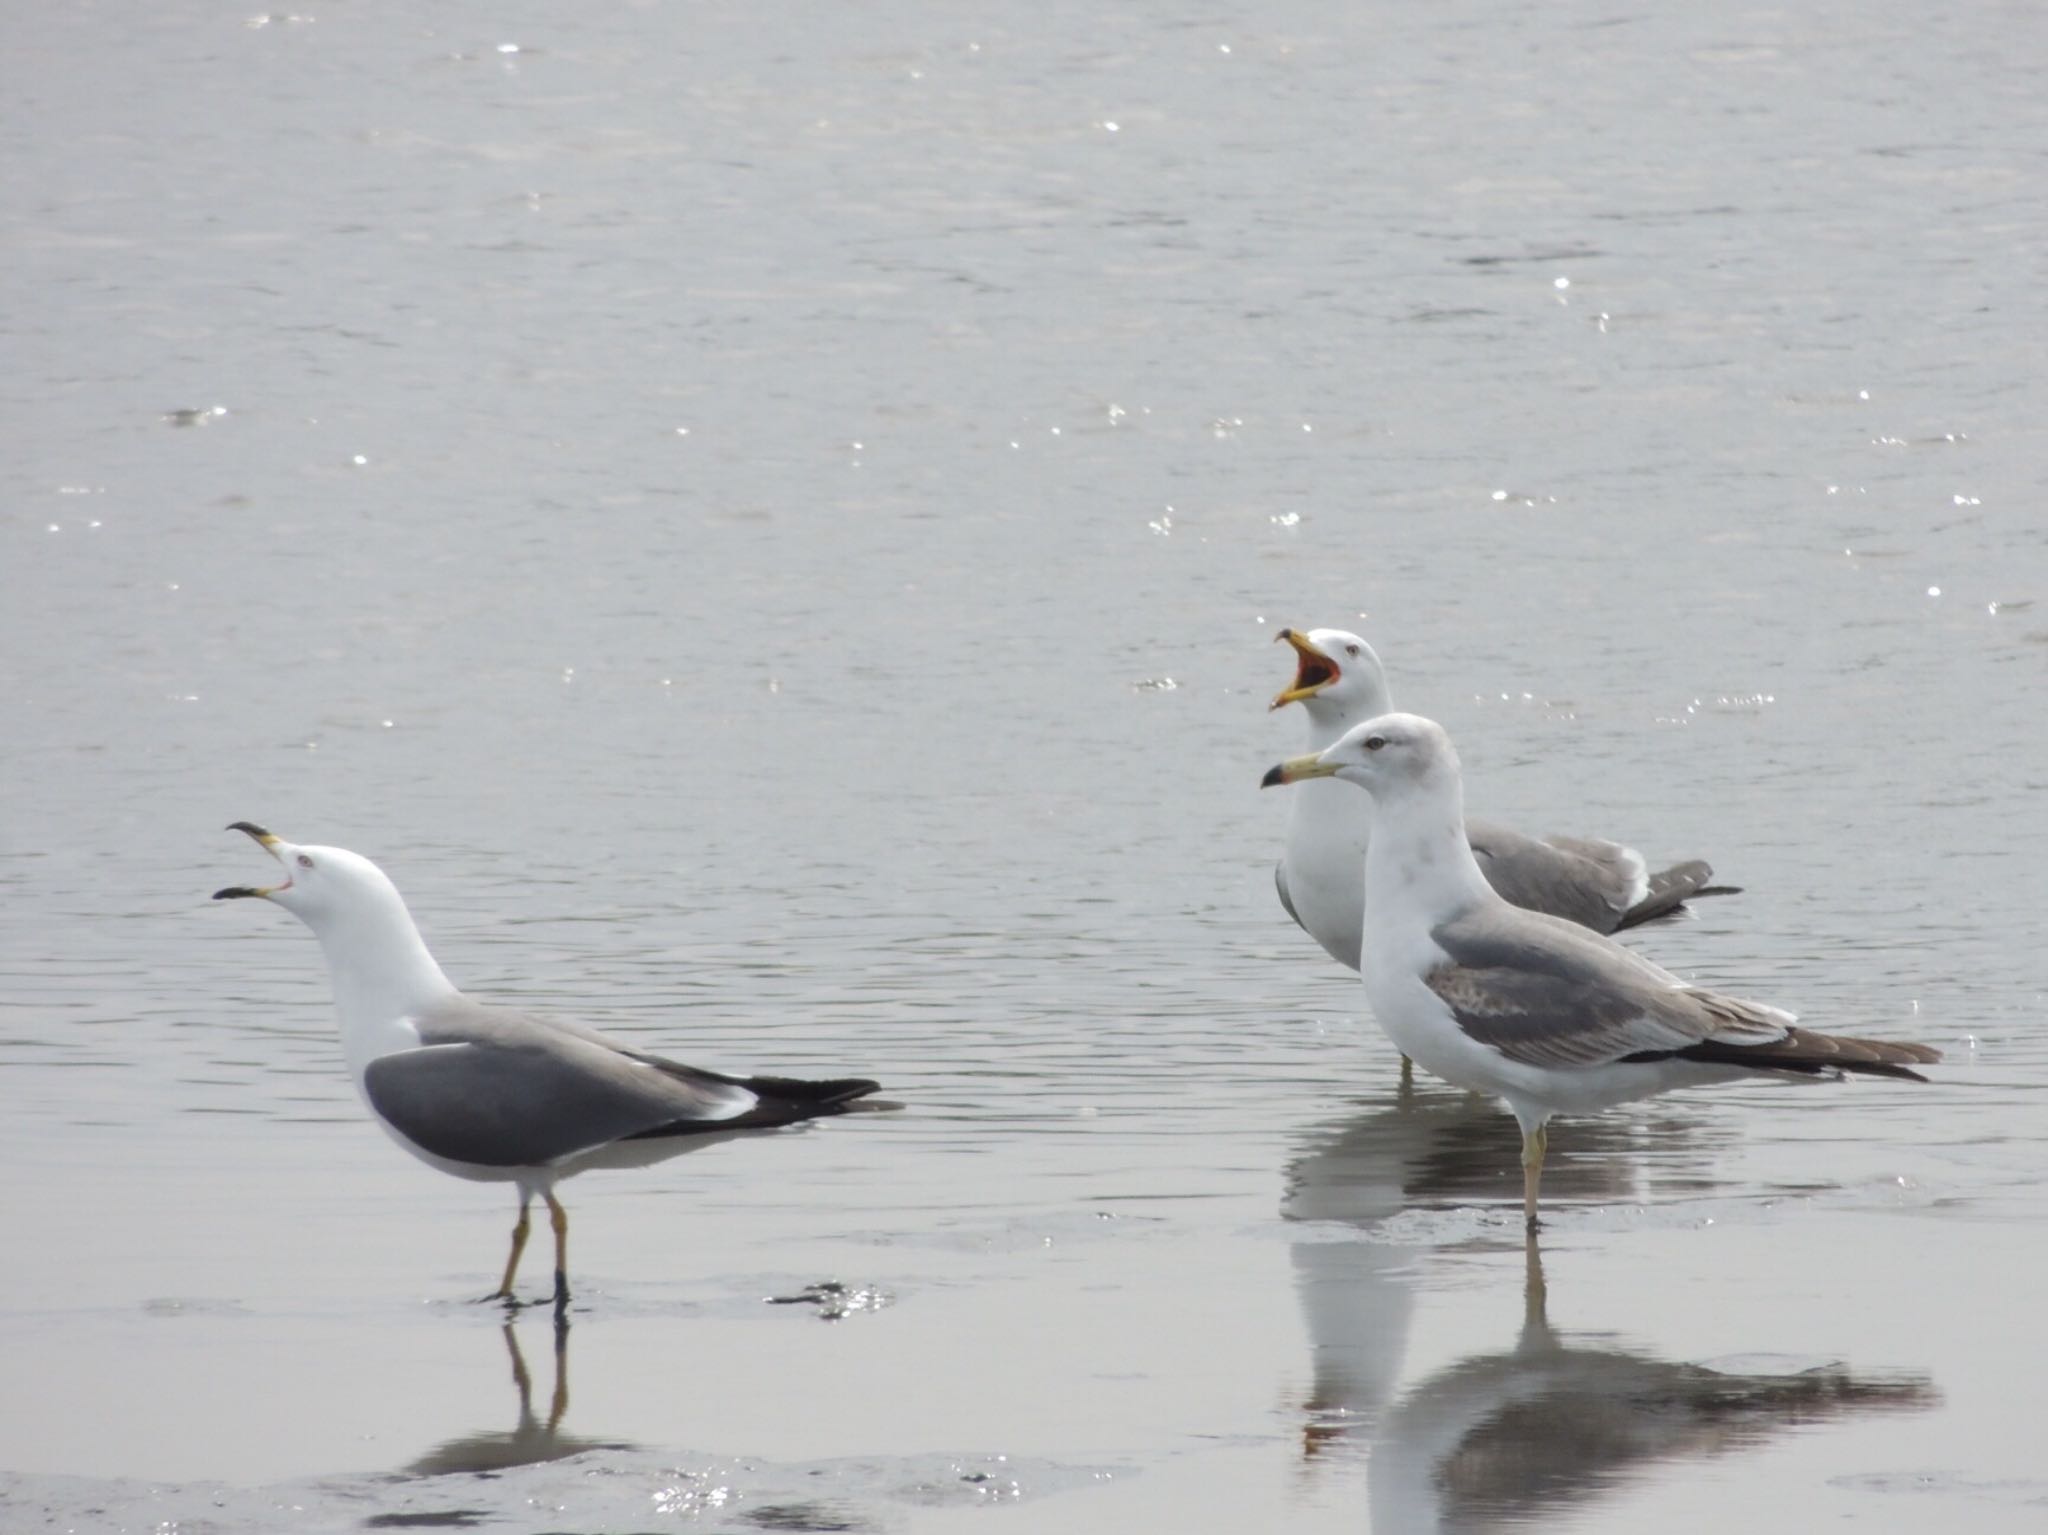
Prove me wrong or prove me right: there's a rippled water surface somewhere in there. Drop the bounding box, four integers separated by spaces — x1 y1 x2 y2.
5 2 2047 1530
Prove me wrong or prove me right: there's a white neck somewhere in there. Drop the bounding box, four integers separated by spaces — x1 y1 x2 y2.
1301 688 1395 752
1361 772 1492 929
305 898 459 1073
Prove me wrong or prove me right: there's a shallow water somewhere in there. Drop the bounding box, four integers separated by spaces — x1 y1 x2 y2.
4 1 2047 1530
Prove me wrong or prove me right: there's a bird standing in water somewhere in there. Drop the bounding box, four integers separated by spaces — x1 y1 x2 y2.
1262 716 1938 1228
215 822 884 1309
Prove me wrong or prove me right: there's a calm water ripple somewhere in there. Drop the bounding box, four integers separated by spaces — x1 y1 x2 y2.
4 1 2046 1530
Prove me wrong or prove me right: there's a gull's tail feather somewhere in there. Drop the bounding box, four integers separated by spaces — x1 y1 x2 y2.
1616 859 1740 929
1639 1028 1941 1083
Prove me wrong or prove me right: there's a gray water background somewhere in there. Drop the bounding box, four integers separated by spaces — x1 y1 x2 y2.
4 1 2046 1530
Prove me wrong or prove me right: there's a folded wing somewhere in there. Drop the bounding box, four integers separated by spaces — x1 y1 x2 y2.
364 997 879 1167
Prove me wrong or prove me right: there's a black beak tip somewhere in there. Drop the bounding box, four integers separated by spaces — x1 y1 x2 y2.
226 820 272 839
213 886 257 901
1260 764 1287 789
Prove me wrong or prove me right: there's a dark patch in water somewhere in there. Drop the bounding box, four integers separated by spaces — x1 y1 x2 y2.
743 1501 871 1531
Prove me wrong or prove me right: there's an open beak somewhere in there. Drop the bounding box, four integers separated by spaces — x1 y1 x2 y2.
214 821 288 900
1270 628 1340 710
1261 753 1341 788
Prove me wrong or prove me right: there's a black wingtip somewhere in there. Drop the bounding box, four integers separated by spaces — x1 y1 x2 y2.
1618 860 1741 929
731 1073 883 1108
1637 1033 1942 1083
835 1095 906 1113
801 1075 886 1107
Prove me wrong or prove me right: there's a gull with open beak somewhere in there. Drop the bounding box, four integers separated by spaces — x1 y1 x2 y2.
214 822 886 1311
1269 626 1733 975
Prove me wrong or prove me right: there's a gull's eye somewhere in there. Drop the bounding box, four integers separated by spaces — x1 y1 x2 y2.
297 854 314 869
1345 644 1360 656
1364 735 1387 751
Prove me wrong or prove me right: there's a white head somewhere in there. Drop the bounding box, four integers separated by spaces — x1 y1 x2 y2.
1269 627 1394 725
213 822 417 936
1260 712 1461 802
215 822 456 1034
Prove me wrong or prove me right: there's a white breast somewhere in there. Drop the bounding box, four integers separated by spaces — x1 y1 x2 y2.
1284 775 1373 969
1357 921 1530 1100
339 1005 427 1082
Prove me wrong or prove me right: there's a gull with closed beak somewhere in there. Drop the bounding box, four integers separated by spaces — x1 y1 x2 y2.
1262 717 1938 1229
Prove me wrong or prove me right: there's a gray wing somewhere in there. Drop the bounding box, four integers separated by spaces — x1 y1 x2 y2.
1422 904 1790 1071
365 999 758 1167
1466 820 1643 934
1275 860 1304 929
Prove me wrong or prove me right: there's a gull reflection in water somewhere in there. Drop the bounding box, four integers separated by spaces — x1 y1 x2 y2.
1367 1242 1937 1533
404 1317 634 1476
1286 1092 1728 1461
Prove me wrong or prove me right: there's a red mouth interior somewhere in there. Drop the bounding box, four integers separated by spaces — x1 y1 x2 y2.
1294 654 1338 691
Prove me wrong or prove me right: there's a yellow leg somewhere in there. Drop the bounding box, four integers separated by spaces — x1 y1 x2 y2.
1398 1055 1415 1094
545 1190 571 1311
486 1198 532 1302
1520 1122 1548 1233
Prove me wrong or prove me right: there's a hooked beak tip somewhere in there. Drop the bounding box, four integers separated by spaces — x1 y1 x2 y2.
227 821 282 851
1264 752 1334 788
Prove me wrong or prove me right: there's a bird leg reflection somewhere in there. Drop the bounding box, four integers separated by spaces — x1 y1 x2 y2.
1523 1228 1548 1324
505 1318 535 1411
545 1190 570 1311
547 1311 570 1427
1520 1122 1549 1232
500 1314 573 1434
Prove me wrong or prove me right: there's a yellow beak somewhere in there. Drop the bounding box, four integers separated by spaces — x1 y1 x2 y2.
1261 753 1340 788
214 821 286 900
1270 628 1340 710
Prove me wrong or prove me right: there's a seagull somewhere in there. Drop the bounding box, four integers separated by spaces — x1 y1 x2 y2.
1261 716 1939 1230
1269 626 1733 972
214 822 885 1310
